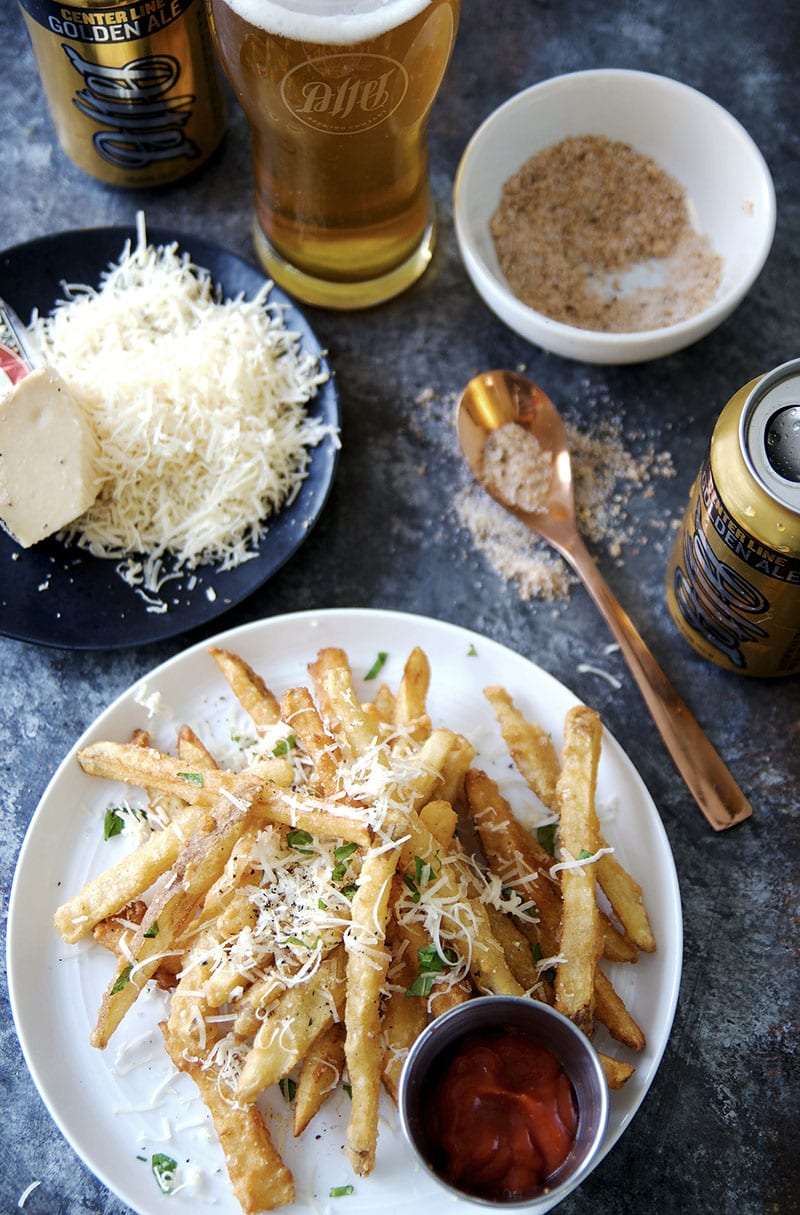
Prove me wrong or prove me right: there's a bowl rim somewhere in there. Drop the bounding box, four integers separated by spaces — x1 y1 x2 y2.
453 68 777 356
397 994 610 1208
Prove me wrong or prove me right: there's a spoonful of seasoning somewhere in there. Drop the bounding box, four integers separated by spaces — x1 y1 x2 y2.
457 369 752 831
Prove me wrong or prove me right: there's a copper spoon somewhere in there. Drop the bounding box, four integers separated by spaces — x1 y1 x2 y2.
457 369 752 831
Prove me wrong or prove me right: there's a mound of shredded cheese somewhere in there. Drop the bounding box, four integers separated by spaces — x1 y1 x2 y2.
28 215 336 607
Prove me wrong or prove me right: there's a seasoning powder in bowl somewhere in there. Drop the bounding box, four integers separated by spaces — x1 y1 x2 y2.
490 134 723 334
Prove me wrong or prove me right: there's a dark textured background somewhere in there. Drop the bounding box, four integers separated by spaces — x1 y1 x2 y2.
1 1 799 1212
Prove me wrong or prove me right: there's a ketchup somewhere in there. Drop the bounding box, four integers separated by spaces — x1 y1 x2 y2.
424 1027 579 1201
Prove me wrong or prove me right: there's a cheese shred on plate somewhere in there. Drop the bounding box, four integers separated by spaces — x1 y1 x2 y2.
28 215 336 599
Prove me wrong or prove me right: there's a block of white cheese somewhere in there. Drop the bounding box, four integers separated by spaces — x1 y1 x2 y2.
0 367 100 548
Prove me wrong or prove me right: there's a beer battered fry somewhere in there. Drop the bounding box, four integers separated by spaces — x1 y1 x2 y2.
162 1031 295 1213
293 1022 346 1136
594 967 646 1051
237 949 347 1103
77 739 293 801
596 839 657 952
54 801 205 944
394 646 431 747
554 706 603 1035
344 841 401 1176
209 646 282 727
280 685 343 796
598 1052 636 1091
465 767 562 957
91 778 261 1048
484 684 561 810
308 647 381 757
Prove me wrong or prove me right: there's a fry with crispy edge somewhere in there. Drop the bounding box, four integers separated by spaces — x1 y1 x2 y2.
293 1022 346 1136
90 775 262 1048
553 706 603 1035
209 646 282 727
344 840 401 1175
237 948 347 1102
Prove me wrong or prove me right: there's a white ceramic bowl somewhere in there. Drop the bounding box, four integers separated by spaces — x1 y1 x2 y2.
453 69 776 364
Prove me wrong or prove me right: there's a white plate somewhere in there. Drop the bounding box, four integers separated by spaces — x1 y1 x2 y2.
7 608 682 1215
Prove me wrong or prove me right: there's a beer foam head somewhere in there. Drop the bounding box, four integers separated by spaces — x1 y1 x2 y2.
220 0 435 43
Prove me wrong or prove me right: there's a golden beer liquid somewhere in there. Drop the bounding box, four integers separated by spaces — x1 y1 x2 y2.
666 370 800 677
207 0 460 307
19 0 226 187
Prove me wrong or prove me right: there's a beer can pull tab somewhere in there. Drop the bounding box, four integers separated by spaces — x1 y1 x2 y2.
0 300 36 393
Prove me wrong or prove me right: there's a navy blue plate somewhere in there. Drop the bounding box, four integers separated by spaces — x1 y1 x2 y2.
0 227 339 650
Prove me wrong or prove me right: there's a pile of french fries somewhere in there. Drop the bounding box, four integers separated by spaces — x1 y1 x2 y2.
54 644 655 1213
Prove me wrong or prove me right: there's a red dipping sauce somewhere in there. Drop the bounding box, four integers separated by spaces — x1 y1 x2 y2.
424 1027 579 1202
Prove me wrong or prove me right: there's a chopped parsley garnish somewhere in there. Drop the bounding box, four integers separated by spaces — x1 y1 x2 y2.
287 828 314 854
536 822 558 856
332 842 358 883
111 964 132 995
406 943 457 997
364 652 388 680
151 1153 178 1194
577 848 593 861
178 771 204 787
340 883 359 900
532 941 556 984
281 935 318 951
143 921 159 939
272 735 296 757
279 1077 297 1103
467 643 478 656
342 1082 352 1099
103 808 125 840
330 1184 354 1197
403 854 438 902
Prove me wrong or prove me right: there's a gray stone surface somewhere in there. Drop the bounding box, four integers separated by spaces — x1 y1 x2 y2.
1 1 799 1213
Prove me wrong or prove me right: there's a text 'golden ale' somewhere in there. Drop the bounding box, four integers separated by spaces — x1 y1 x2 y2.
666 359 800 677
19 0 226 187
207 0 460 308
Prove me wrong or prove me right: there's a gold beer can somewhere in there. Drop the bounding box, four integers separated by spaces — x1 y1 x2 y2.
19 0 226 187
666 358 800 677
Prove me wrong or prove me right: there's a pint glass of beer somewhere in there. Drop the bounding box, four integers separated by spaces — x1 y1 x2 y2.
207 0 460 308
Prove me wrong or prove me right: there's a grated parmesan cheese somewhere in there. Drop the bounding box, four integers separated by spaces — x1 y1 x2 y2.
27 214 337 606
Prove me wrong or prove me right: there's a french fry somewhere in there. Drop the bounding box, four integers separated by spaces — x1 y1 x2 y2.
553 706 603 1035
280 685 343 796
484 685 561 810
162 1029 295 1212
381 913 429 1103
598 1052 636 1090
466 767 562 958
91 777 260 1048
54 801 206 944
596 840 656 952
394 646 431 748
308 647 381 757
486 905 541 992
77 740 293 801
593 967 646 1051
209 646 282 727
343 841 400 1176
293 1022 346 1136
92 900 179 990
237 949 347 1103
177 722 219 769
